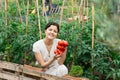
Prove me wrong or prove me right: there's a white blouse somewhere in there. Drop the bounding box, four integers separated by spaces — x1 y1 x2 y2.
33 38 68 77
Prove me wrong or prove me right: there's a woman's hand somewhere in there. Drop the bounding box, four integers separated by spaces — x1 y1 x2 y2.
53 54 61 60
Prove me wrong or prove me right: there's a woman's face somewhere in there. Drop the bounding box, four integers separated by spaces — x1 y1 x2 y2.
45 25 58 40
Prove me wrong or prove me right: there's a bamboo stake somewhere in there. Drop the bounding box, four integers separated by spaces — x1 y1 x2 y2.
87 0 88 23
83 0 86 15
5 0 8 26
42 0 45 16
66 0 69 17
91 2 95 80
24 0 30 65
22 0 26 16
71 0 73 15
92 3 95 50
26 0 29 35
0 0 2 9
59 0 65 26
78 0 83 23
36 0 42 39
82 0 86 24
16 0 23 23
75 0 78 17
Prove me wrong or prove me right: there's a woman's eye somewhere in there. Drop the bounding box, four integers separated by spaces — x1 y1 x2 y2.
54 30 57 33
48 29 52 31
48 29 57 33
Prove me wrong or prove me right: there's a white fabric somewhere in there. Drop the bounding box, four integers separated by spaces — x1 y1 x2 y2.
33 38 68 77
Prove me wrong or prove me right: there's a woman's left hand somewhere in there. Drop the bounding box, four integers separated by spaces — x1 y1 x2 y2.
53 54 61 60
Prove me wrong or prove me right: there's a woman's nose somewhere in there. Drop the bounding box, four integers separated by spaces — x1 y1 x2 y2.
51 30 54 33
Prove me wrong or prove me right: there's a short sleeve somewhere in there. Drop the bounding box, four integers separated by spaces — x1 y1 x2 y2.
33 43 37 52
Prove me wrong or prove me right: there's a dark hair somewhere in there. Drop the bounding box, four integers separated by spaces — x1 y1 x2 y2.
45 22 60 33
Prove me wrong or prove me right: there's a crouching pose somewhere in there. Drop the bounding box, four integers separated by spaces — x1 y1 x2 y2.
33 22 68 77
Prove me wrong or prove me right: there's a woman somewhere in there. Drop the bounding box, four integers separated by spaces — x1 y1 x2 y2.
33 22 68 77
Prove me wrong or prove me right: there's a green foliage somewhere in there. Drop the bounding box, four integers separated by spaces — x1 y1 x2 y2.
106 53 120 80
0 0 120 80
59 20 113 79
69 65 83 77
0 22 38 64
52 0 63 6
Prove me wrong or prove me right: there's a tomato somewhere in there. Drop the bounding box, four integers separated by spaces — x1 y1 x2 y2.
54 49 58 54
58 40 69 47
56 45 65 51
54 40 68 55
63 40 68 47
54 49 64 55
58 40 64 46
58 49 63 54
54 49 60 54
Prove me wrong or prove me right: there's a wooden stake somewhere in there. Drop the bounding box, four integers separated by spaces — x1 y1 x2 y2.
59 0 65 26
83 0 86 15
92 3 94 49
87 0 88 23
24 0 30 65
91 2 95 80
16 0 23 23
5 0 8 26
42 0 45 16
67 1 70 18
26 0 29 35
71 0 73 15
78 0 83 23
36 0 42 39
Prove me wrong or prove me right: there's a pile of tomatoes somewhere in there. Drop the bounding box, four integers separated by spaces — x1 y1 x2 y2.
54 40 68 55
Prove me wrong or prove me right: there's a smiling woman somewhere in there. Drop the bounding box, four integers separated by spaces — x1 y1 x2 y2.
32 22 68 77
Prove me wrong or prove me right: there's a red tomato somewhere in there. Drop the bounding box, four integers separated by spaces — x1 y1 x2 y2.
58 40 69 47
58 40 64 46
63 40 68 47
54 49 60 55
58 49 63 54
56 45 65 51
54 49 64 55
54 49 58 54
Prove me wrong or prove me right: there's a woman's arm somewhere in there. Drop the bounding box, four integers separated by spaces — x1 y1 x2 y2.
34 52 55 68
34 52 61 68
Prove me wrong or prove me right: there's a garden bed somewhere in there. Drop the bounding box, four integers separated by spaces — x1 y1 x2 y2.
0 61 89 80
